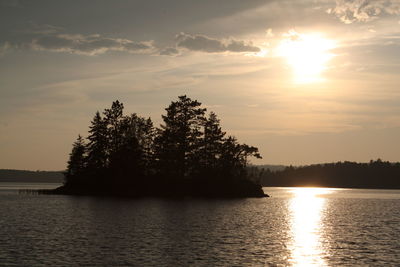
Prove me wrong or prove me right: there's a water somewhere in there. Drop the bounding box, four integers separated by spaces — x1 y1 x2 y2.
0 184 399 266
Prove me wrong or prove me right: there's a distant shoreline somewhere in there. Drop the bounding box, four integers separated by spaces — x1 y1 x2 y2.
258 160 400 190
0 169 63 183
3 159 400 191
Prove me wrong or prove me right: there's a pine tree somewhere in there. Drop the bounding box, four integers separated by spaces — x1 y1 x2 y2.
219 136 262 179
103 100 124 157
116 115 147 177
202 112 226 171
86 111 108 171
65 135 86 185
129 115 156 175
111 115 142 182
155 95 206 179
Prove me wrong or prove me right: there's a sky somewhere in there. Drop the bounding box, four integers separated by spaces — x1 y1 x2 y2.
1 0 400 170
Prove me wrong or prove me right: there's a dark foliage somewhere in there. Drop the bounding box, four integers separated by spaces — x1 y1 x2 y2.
60 95 266 197
259 159 400 189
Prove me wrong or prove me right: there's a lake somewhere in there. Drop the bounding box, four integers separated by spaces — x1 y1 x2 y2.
0 183 399 266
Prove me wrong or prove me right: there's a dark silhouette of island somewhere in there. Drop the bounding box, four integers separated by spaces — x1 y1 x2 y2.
0 169 63 183
49 95 267 198
257 159 400 189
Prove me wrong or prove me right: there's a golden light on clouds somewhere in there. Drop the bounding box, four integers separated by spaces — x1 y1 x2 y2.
277 31 336 84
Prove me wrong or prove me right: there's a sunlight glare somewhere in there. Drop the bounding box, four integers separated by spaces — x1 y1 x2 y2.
277 31 336 84
288 187 333 266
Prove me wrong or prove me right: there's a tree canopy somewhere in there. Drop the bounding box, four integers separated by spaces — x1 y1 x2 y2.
63 95 265 197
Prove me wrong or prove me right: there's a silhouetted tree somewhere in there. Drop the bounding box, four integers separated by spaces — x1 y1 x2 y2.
155 95 206 179
130 115 156 176
219 136 262 179
103 100 124 157
110 113 155 183
86 111 108 171
65 135 86 185
199 112 226 175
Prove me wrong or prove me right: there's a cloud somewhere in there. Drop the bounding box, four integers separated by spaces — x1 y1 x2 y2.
0 42 12 56
159 47 180 56
329 0 400 24
0 24 156 56
29 33 155 56
176 32 260 53
2 23 263 57
26 23 64 35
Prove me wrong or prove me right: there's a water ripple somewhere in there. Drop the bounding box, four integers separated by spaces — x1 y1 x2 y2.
0 187 399 266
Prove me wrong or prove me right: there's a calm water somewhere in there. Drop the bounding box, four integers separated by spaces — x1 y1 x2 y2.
0 184 399 266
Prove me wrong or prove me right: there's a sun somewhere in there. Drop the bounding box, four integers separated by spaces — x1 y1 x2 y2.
277 30 336 84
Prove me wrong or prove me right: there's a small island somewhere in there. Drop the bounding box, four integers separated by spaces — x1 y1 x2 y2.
49 95 267 198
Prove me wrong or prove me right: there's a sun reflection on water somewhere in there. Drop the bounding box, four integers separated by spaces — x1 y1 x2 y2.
288 188 333 266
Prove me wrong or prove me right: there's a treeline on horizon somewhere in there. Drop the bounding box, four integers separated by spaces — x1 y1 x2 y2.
257 159 400 189
0 169 63 183
64 95 264 197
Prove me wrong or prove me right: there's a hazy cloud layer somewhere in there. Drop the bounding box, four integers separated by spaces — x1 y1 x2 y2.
330 0 400 23
2 0 400 169
1 27 263 56
176 32 260 53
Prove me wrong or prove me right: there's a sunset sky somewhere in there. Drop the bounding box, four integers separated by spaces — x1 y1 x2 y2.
1 0 400 170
